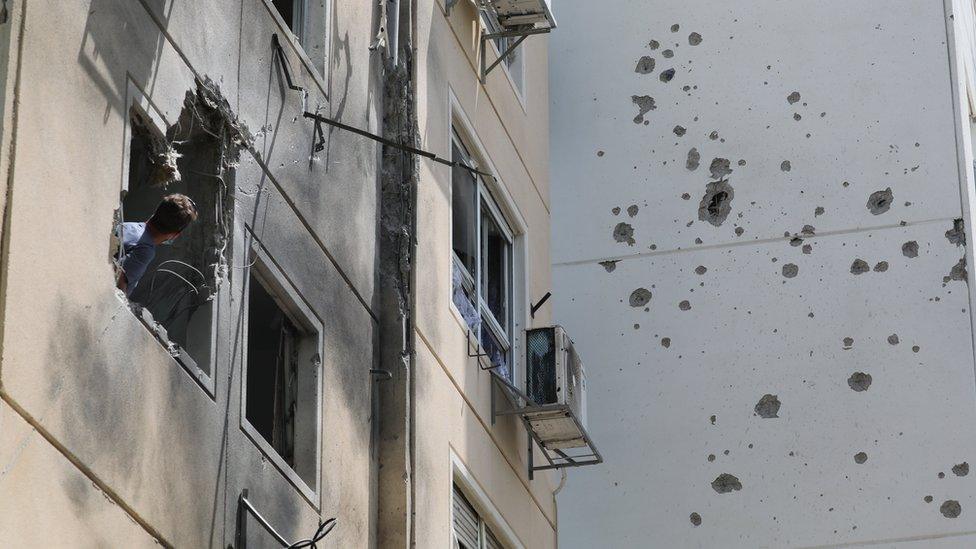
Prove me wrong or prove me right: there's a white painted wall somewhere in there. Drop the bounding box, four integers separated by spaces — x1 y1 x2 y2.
550 1 976 547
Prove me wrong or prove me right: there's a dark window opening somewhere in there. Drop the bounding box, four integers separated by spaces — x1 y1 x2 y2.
245 261 320 489
272 0 305 43
119 105 231 376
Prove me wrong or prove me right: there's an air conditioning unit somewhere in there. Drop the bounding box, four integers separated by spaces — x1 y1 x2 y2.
482 0 556 30
524 326 588 449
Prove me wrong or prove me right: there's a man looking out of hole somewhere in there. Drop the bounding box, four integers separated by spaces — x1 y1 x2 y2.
116 193 198 297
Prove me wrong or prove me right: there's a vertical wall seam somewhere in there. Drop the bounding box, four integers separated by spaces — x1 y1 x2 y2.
0 0 27 385
941 0 976 396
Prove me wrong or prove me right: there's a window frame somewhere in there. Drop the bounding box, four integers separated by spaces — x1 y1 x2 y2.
239 234 324 508
119 78 217 397
263 0 331 89
450 130 516 381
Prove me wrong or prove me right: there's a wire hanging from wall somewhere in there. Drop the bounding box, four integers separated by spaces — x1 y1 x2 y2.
303 111 496 180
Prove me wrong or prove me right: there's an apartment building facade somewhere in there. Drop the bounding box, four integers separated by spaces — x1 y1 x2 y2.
551 1 976 548
0 0 565 547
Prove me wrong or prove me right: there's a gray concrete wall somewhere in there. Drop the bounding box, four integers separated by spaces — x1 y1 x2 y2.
0 0 381 546
551 1 976 547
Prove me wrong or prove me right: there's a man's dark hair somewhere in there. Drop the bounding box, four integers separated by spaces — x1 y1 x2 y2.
149 193 198 233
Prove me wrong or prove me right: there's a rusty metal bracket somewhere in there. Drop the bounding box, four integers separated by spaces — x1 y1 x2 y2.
479 27 550 83
530 291 551 319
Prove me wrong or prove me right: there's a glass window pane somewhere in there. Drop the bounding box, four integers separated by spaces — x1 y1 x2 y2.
452 142 478 279
452 259 480 331
481 204 510 332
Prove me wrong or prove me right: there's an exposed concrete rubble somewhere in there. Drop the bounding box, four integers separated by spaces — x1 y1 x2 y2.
118 78 252 363
854 452 867 464
782 263 798 278
952 462 969 477
902 241 919 258
689 512 702 526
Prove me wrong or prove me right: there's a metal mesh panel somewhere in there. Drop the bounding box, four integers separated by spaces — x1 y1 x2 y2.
526 327 557 405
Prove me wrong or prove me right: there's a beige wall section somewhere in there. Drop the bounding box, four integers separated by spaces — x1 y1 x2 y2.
413 0 558 547
0 401 160 547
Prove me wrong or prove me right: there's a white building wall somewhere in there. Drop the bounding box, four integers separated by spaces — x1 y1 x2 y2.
551 1 976 547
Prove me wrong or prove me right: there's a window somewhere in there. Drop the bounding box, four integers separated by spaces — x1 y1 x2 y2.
242 246 322 498
268 0 328 79
118 99 229 383
453 484 506 549
451 131 514 380
272 0 306 44
482 11 525 94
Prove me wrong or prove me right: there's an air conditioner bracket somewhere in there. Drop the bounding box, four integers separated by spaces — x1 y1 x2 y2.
489 371 603 480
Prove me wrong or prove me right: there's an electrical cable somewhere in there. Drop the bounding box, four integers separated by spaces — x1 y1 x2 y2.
302 112 497 180
286 518 337 549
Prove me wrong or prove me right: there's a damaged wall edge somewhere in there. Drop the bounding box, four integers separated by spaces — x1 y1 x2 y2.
375 0 420 546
